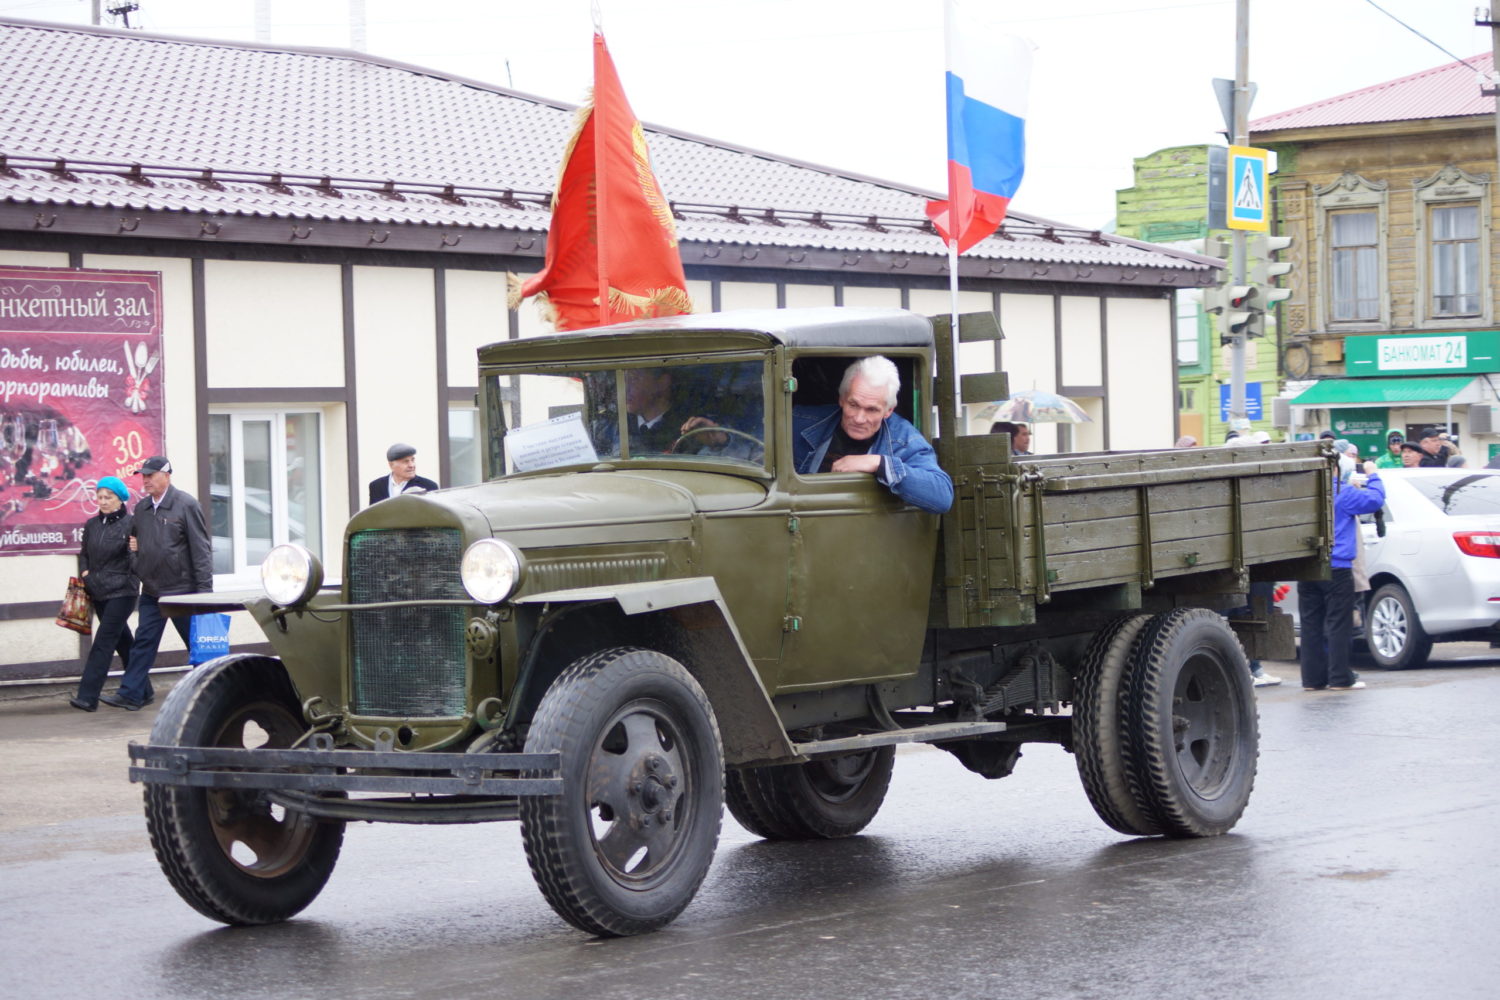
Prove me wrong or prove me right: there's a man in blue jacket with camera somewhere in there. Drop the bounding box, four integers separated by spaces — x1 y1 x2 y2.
1299 457 1385 691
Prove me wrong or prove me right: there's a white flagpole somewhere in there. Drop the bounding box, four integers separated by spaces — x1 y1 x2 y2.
949 237 962 429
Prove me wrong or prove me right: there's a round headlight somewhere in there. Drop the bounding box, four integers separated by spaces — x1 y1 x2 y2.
461 538 524 604
261 544 324 606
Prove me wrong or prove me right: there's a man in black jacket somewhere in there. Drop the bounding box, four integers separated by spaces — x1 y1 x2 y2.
101 455 213 711
1417 427 1454 467
368 442 438 504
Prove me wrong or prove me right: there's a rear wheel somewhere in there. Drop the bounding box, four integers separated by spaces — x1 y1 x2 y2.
1365 583 1432 670
1119 609 1258 838
726 745 895 840
1072 614 1161 836
143 654 344 925
520 647 723 937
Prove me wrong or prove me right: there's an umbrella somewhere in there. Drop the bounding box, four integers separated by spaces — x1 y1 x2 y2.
976 389 1093 424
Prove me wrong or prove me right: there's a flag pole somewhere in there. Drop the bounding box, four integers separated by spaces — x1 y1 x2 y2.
592 32 609 328
948 237 962 428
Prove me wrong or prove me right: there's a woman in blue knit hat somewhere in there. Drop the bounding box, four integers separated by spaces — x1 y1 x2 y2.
70 476 140 711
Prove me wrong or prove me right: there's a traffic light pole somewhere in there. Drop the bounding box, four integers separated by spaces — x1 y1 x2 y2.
1227 0 1250 429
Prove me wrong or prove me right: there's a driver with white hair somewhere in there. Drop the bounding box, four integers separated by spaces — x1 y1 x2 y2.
793 356 953 514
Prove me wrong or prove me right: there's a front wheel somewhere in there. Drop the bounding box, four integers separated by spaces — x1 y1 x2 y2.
1365 583 1432 670
726 745 895 840
520 647 723 937
143 654 344 925
1120 609 1258 838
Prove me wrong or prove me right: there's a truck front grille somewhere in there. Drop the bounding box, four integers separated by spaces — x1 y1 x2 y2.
347 528 468 717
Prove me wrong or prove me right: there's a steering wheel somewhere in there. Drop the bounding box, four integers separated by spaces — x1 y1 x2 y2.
669 425 766 454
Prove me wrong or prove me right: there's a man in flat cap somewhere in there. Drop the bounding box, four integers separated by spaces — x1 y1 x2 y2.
102 455 212 711
369 442 439 504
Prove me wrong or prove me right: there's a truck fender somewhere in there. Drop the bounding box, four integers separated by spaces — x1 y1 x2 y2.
515 579 797 766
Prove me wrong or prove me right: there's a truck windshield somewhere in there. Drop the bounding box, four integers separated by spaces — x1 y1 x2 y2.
486 360 766 475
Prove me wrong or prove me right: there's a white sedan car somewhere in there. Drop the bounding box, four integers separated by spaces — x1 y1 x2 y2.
1359 467 1500 669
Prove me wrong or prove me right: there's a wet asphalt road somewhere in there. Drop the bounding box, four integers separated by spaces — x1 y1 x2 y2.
4 648 1499 1000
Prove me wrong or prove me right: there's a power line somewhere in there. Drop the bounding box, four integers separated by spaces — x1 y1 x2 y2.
1361 0 1486 76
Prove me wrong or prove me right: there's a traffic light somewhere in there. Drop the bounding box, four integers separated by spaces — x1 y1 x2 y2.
1249 234 1294 338
1202 282 1229 317
1223 284 1260 342
1188 234 1231 261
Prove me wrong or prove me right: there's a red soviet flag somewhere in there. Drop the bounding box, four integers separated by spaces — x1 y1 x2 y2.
509 33 692 331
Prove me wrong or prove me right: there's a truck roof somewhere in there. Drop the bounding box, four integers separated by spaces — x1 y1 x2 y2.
480 308 934 365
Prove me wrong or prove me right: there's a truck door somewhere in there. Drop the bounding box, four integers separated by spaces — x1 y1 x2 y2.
776 354 940 693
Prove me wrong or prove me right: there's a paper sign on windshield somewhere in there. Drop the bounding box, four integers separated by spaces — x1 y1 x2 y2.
506 411 598 472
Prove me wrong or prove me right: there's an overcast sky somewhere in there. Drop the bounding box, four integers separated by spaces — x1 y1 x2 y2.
3 0 1490 228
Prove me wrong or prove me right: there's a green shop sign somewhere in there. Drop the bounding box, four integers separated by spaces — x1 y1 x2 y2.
1345 331 1500 376
1329 407 1389 460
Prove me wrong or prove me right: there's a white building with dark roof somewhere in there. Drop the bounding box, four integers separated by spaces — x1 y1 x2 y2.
0 16 1216 680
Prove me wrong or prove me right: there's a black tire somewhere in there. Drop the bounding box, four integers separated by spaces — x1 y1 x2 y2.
1365 582 1433 670
1072 614 1161 836
725 745 895 840
520 647 723 937
1119 609 1259 838
143 654 344 925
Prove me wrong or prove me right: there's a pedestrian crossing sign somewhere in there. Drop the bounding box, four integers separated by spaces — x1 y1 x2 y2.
1226 146 1269 232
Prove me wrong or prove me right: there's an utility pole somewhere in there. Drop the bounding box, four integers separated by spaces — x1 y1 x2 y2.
106 3 139 28
1476 9 1500 192
1227 0 1251 431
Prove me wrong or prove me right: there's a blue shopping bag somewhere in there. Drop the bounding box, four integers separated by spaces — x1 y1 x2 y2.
188 612 232 664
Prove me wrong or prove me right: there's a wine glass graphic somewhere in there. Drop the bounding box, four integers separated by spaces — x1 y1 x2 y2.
1 413 23 461
35 419 61 478
0 413 22 487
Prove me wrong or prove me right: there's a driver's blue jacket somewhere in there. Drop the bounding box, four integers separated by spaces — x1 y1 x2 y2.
793 406 954 514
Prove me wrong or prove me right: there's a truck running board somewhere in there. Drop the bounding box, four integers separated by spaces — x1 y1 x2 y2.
792 720 1007 758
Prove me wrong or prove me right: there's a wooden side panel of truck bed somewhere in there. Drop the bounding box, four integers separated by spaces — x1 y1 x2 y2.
941 437 1333 628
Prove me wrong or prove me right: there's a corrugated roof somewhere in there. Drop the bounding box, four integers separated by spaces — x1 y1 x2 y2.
1250 53 1494 133
0 16 1208 275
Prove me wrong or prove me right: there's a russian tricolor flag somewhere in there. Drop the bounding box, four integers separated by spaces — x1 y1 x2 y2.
926 2 1034 253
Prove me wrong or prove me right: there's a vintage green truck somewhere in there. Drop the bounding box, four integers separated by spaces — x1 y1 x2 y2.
130 307 1329 937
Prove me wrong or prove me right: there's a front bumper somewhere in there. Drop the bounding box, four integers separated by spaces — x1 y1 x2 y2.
128 742 561 825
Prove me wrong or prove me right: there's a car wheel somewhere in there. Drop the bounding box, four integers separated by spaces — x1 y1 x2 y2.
1365 583 1433 670
520 647 723 937
143 655 345 925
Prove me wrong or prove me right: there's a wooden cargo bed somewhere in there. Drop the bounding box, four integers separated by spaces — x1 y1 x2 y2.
940 438 1333 628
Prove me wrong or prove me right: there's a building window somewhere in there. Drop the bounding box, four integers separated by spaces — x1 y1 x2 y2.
1430 204 1481 317
1329 210 1378 321
447 406 482 487
1314 171 1388 331
209 410 322 582
1176 289 1200 366
1415 165 1490 328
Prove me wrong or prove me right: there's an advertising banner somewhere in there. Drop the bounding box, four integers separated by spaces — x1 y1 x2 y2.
1345 331 1500 376
1329 407 1389 461
0 266 164 556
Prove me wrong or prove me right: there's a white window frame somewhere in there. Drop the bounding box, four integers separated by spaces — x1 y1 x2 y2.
1414 164 1492 329
1314 171 1389 332
209 409 324 587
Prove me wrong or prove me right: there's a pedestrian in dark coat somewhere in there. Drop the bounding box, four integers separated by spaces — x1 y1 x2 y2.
368 442 439 504
101 456 212 711
70 476 139 711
